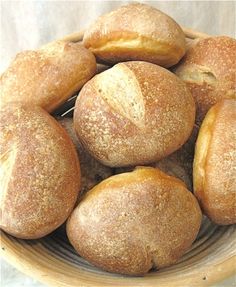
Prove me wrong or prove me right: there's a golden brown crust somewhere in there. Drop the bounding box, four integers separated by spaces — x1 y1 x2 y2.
0 41 96 112
74 61 195 167
67 167 202 275
57 117 112 197
174 36 236 124
83 3 186 67
0 103 81 239
193 99 236 225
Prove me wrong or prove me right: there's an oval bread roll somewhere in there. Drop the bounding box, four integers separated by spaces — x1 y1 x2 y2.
58 117 112 196
175 36 236 124
83 3 186 67
193 99 236 225
74 61 195 167
67 167 202 275
0 41 96 112
0 103 81 239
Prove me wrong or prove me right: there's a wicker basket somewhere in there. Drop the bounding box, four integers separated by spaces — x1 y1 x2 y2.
1 28 236 287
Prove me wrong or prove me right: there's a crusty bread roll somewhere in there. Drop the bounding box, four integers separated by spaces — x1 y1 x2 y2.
83 3 186 67
0 41 96 112
74 61 195 167
0 103 81 239
174 36 236 124
67 167 202 275
57 117 112 196
193 99 236 225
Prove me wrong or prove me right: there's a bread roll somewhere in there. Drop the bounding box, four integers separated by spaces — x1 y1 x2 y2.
175 36 236 124
57 117 112 196
83 3 186 67
67 167 202 275
193 99 236 225
74 61 195 167
0 41 96 112
0 103 80 239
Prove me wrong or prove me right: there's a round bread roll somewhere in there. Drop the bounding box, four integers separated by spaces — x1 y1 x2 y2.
74 61 195 167
174 36 236 124
57 117 113 196
0 41 96 112
83 3 186 67
0 103 81 239
67 167 202 275
193 99 236 225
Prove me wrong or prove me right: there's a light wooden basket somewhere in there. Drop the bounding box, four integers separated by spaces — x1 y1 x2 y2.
1 27 236 287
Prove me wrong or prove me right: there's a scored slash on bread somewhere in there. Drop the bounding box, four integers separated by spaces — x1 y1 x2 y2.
0 103 81 239
74 61 196 167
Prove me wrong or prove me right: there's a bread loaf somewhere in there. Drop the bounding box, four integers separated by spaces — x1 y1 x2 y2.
74 61 195 167
0 41 96 112
193 99 236 225
83 3 186 67
67 167 202 275
0 103 81 239
175 36 236 124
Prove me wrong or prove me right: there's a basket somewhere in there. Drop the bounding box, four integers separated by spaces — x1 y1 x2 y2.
1 27 236 287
